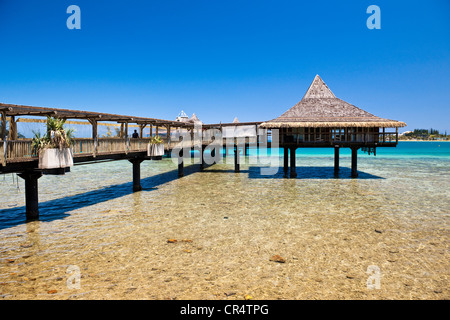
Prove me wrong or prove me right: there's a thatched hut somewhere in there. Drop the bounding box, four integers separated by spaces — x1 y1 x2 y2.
260 75 406 177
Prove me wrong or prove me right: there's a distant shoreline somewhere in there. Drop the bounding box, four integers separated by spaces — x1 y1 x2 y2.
399 140 450 142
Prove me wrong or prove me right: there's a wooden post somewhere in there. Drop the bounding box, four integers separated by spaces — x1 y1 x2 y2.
9 116 17 140
334 146 340 175
167 125 171 149
0 111 6 140
120 123 124 138
88 119 98 157
129 158 144 192
139 124 146 139
155 126 159 137
149 124 153 138
351 147 358 178
17 171 43 221
125 122 129 154
283 147 289 177
290 147 297 178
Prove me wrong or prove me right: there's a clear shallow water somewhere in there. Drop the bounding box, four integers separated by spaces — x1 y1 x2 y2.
0 142 449 299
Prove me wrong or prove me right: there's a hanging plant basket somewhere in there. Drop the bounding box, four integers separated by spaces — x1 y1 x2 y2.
32 117 75 170
147 136 164 159
38 148 74 169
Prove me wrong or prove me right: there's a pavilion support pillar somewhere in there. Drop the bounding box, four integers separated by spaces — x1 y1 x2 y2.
283 147 289 178
129 157 144 192
351 147 359 178
290 147 297 178
334 146 340 176
17 170 43 221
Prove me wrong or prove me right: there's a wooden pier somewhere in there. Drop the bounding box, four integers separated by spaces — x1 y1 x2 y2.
1 74 405 223
0 102 265 221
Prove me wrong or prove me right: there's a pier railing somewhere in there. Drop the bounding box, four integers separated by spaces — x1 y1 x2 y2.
72 138 95 155
2 139 37 162
0 138 157 163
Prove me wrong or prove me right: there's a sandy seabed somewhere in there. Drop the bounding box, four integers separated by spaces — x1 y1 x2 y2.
0 158 449 300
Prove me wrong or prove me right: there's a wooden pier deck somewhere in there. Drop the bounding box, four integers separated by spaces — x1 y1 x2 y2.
1 102 399 222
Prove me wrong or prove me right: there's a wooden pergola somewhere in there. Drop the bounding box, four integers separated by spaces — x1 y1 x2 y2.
0 102 194 141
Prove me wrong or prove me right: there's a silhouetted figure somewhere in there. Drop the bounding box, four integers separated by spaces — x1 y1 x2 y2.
132 130 139 138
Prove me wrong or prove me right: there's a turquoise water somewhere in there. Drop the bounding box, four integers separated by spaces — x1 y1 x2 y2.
247 141 450 158
0 142 449 230
0 141 449 299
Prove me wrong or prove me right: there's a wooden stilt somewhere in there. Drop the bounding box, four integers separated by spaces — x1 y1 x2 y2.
351 147 358 178
283 147 289 177
290 147 297 178
129 158 144 192
334 146 340 175
17 171 43 221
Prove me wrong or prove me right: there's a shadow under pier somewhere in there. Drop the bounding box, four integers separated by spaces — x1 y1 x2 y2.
0 162 202 230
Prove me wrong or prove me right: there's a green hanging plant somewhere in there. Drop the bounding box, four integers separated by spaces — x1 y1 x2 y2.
32 117 75 152
151 135 163 145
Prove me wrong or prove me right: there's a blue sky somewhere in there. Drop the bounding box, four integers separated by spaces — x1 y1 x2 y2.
0 0 449 132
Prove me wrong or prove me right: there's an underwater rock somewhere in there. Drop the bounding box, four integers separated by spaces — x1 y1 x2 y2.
269 255 286 263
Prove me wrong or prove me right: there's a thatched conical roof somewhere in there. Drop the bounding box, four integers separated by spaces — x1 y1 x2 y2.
232 117 240 123
260 75 406 128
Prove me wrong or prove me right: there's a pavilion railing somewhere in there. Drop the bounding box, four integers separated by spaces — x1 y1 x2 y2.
284 130 398 144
